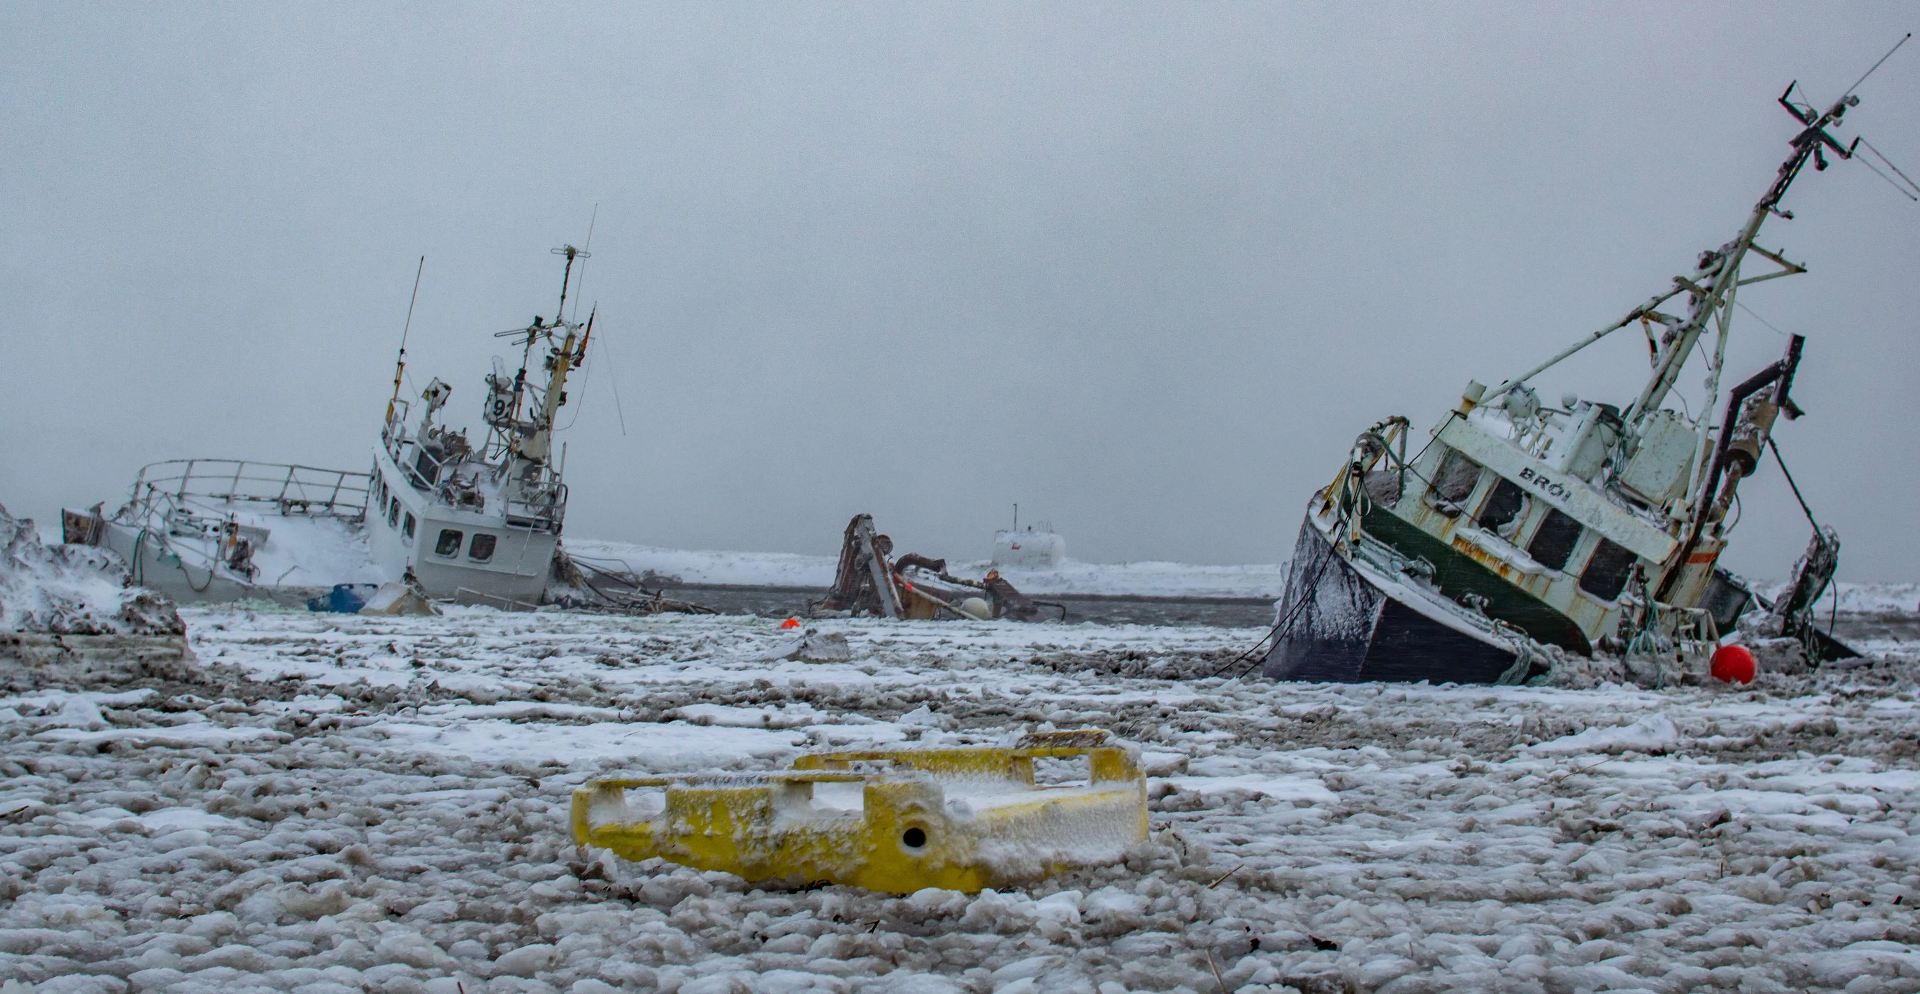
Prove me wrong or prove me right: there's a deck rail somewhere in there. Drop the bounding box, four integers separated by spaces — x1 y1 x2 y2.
127 459 372 523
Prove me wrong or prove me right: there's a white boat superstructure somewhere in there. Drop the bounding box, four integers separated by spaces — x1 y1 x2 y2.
366 245 593 606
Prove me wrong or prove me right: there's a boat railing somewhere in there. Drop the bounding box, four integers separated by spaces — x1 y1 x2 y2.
127 459 373 523
504 482 567 531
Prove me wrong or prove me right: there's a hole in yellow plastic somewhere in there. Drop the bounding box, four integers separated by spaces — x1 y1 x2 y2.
902 827 927 849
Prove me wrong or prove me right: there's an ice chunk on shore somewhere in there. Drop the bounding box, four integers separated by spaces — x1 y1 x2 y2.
1530 714 1679 755
0 502 182 634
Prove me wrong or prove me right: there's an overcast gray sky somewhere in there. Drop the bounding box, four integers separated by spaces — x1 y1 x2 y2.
4 4 1915 581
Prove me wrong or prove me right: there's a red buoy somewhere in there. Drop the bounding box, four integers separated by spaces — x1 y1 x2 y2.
780 617 801 630
1710 644 1756 685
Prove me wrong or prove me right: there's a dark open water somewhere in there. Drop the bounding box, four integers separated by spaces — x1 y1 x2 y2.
656 585 1280 628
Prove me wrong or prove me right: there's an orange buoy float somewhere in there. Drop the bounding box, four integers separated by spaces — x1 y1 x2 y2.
1710 644 1756 685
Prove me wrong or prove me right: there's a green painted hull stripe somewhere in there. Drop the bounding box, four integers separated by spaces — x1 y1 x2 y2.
1362 508 1593 656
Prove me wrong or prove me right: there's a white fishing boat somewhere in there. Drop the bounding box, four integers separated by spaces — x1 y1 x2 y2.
367 247 591 607
70 246 596 609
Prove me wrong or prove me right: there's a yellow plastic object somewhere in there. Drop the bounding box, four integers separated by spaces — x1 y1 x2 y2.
571 730 1147 894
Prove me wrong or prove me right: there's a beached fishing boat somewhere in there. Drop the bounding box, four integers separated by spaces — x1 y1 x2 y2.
72 247 596 608
1264 73 1893 684
366 246 591 607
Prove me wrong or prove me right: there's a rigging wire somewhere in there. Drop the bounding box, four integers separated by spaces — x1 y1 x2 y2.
1841 32 1910 100
598 335 628 436
1733 300 1791 339
1766 439 1843 644
1212 537 1339 682
1766 436 1820 530
1858 138 1920 198
1765 435 1845 640
1856 152 1920 202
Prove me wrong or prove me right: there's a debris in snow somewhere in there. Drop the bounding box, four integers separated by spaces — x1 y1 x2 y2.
356 579 441 617
755 628 855 664
790 629 852 663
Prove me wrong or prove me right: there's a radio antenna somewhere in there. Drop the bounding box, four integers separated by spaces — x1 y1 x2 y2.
572 204 598 325
1842 32 1909 101
385 255 425 426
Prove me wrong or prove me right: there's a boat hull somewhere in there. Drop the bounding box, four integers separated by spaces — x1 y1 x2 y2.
1264 516 1528 685
97 521 324 607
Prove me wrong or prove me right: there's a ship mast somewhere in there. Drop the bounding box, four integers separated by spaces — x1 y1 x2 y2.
483 245 593 484
1621 82 1864 429
516 245 589 469
1484 37 1909 420
384 256 426 434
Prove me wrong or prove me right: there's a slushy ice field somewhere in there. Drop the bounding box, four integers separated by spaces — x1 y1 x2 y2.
7 604 1920 994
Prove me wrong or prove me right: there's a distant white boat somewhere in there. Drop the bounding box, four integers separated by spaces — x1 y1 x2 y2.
992 518 1064 569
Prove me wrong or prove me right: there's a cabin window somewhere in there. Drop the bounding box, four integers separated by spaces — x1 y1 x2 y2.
1361 471 1402 508
403 512 416 542
1527 509 1583 571
469 533 497 563
1475 478 1527 537
388 498 400 528
434 529 463 557
1579 538 1636 601
1426 447 1482 513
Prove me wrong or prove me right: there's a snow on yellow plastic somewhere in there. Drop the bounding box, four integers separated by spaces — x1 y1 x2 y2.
570 730 1148 893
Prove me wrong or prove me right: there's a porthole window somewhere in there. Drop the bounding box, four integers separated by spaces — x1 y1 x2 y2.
469 533 496 562
1579 539 1636 601
434 529 463 557
388 498 400 528
402 512 416 542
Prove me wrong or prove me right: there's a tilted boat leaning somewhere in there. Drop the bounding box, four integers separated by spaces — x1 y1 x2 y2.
69 247 597 610
1265 77 1877 685
368 247 591 607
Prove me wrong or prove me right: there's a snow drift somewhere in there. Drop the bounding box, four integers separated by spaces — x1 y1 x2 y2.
0 502 181 635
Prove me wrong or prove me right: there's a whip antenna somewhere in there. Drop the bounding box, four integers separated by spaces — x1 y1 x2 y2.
385 255 425 426
572 204 598 325
1842 32 1910 101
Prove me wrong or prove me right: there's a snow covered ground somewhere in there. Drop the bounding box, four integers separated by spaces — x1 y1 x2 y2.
7 605 1920 994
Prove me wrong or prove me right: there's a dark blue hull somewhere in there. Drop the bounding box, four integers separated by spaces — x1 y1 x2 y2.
1263 519 1525 685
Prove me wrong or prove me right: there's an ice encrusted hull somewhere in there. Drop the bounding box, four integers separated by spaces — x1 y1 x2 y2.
1264 517 1519 684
